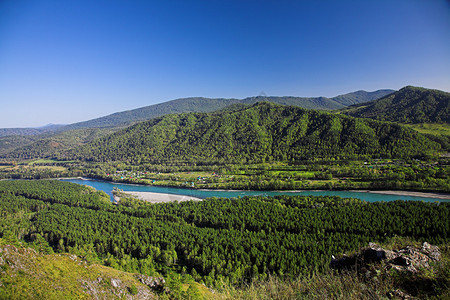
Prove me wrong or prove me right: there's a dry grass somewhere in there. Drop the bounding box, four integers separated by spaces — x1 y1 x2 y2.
214 272 383 300
211 239 450 300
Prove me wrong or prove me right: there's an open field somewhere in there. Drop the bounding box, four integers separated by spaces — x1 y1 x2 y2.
28 159 75 165
404 123 450 136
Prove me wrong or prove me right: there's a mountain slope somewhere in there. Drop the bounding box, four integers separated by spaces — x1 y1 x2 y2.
62 102 440 164
63 97 241 130
341 86 450 124
0 124 65 138
0 128 48 138
0 127 120 159
61 89 394 130
0 135 37 155
331 89 395 106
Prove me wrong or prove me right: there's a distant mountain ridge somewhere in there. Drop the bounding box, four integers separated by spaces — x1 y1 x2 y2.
0 90 394 136
35 123 65 130
0 124 65 138
0 89 394 158
61 89 394 130
341 86 450 124
0 128 44 137
331 89 395 106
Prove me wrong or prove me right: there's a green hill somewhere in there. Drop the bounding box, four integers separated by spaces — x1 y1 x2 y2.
62 102 440 164
0 127 120 160
341 86 450 124
331 89 395 106
0 135 37 155
61 89 394 130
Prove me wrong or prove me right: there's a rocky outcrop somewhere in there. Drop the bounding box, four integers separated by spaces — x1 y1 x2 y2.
135 274 166 292
0 244 156 299
330 242 441 274
331 242 444 299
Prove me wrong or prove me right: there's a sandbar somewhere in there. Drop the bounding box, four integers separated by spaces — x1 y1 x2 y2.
362 190 450 200
117 191 202 203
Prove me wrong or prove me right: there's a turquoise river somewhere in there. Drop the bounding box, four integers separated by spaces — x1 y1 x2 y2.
63 178 448 203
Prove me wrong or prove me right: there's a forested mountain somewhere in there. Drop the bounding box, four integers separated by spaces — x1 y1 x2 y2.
61 102 440 164
331 89 395 106
0 90 393 158
0 135 36 155
1 127 120 159
341 86 450 124
61 89 394 130
0 128 43 137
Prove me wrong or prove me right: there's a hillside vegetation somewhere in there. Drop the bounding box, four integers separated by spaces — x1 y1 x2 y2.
0 127 120 160
342 86 450 124
0 135 36 155
0 124 64 138
0 243 160 299
62 102 441 164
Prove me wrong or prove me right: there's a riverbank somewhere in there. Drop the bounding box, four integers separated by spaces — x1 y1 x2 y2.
363 190 450 200
57 177 450 199
114 191 202 203
201 188 450 200
62 178 449 203
114 189 450 203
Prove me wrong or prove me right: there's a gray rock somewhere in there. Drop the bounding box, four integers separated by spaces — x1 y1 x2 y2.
330 242 441 275
421 242 441 261
111 278 122 288
135 274 165 291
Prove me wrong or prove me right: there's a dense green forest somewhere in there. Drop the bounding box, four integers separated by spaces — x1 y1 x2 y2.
341 86 450 124
59 102 441 164
1 180 448 289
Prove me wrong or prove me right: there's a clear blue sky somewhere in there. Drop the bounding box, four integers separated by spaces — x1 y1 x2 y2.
1 0 449 128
